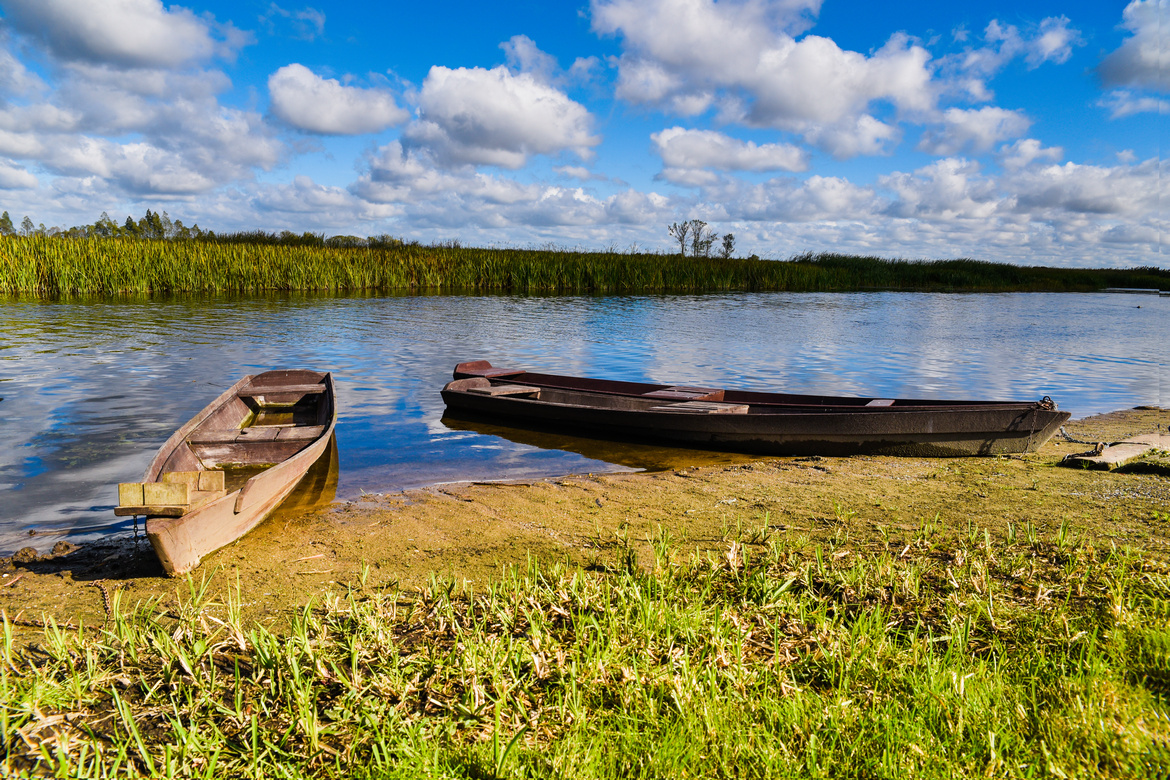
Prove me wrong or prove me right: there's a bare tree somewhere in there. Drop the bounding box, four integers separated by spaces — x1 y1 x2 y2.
690 220 716 257
720 233 735 259
667 221 691 255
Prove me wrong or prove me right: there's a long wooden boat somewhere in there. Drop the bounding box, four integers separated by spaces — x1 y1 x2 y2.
116 370 337 576
442 360 1070 458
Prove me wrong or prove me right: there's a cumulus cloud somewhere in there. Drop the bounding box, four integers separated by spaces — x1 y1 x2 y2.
349 139 673 231
1098 89 1170 119
803 114 900 158
652 127 807 181
0 159 37 189
0 0 247 69
880 158 1000 220
997 138 1062 171
917 107 1031 156
592 0 934 156
943 16 1082 101
0 59 281 197
1099 1 1170 91
255 175 364 214
403 64 599 169
1011 158 1165 216
268 64 407 135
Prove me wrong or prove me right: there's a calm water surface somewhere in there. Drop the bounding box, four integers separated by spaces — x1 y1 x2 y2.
1 291 1165 555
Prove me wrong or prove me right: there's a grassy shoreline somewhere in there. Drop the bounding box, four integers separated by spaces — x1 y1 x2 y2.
2 235 1168 296
2 409 1169 778
3 522 1167 778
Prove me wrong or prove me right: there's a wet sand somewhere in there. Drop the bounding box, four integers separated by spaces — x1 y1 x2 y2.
3 407 1168 632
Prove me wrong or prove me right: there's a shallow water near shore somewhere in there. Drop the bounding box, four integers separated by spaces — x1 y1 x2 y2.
1 289 1166 555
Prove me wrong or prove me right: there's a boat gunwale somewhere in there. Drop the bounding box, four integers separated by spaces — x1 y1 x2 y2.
450 366 1055 414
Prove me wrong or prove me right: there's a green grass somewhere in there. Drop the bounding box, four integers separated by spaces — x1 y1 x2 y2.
1 235 1167 296
3 522 1167 778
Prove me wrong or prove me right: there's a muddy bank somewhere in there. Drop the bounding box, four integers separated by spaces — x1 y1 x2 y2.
3 408 1168 631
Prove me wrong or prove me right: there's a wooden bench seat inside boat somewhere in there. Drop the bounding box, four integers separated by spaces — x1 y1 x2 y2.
642 386 725 402
649 401 750 414
238 383 325 399
466 384 540 397
188 425 326 445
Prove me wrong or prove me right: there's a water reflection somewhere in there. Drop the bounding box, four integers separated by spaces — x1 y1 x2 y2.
441 415 756 472
1 290 1165 554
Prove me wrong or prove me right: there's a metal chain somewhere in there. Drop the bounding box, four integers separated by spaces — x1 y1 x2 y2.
1059 427 1108 446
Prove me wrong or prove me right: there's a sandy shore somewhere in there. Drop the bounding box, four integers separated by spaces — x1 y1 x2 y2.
3 407 1168 631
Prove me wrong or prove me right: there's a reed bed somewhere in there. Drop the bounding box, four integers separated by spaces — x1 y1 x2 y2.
1 235 1166 297
3 521 1167 778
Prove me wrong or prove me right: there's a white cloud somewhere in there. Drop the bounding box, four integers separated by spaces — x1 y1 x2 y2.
943 16 1083 101
651 127 807 173
0 160 37 189
268 64 407 135
880 158 1000 220
0 61 281 197
592 0 934 156
1011 158 1164 216
1098 89 1170 119
403 64 599 169
349 140 673 231
1099 1 1170 91
1026 16 1080 67
803 114 899 158
1 0 244 68
0 34 46 98
255 175 363 213
917 107 1031 155
997 138 1062 171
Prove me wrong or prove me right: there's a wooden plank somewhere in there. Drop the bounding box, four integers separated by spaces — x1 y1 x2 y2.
144 481 188 506
198 471 225 491
118 483 144 506
1064 433 1170 470
115 505 186 517
466 384 540 397
188 430 240 445
238 383 324 397
643 386 725 402
866 399 895 407
188 489 227 510
235 427 281 442
161 471 200 488
650 401 750 414
276 425 326 441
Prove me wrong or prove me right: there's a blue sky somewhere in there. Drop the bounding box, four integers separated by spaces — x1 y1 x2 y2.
0 0 1164 266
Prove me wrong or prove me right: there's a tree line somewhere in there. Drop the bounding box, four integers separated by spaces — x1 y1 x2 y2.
0 210 406 248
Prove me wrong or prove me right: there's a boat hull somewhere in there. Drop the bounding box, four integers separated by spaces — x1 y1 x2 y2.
120 370 337 576
441 363 1070 457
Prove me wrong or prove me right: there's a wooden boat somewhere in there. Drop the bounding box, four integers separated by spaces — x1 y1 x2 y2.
116 370 337 576
442 361 1070 458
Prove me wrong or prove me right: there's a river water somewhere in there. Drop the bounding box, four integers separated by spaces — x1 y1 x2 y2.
1 290 1165 555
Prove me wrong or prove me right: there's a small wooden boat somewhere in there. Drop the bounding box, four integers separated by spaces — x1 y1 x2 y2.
442 361 1070 458
116 370 337 576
